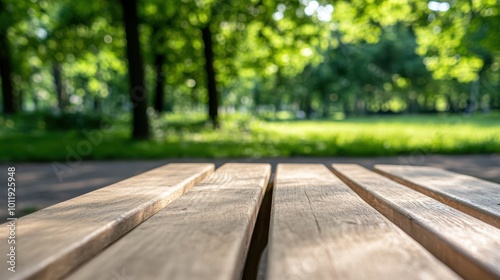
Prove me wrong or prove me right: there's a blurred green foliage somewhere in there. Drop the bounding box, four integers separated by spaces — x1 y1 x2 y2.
0 112 103 131
1 0 499 116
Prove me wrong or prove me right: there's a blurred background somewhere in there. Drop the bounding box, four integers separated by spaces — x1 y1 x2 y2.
0 0 499 161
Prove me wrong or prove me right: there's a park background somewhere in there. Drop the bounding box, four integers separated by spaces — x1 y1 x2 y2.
0 0 499 162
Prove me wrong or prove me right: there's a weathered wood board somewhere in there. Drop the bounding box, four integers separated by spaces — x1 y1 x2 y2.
375 164 500 229
0 163 214 280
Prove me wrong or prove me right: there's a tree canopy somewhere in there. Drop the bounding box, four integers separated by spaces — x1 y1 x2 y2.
0 0 498 138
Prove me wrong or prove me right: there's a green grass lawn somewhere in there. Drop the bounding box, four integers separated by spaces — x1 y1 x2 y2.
1 112 499 161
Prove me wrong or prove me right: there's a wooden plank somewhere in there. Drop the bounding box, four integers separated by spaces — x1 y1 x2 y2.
0 163 214 280
67 163 271 280
375 164 500 229
266 164 459 280
332 164 500 280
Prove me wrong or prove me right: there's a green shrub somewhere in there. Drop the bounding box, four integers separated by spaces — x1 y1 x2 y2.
43 113 103 130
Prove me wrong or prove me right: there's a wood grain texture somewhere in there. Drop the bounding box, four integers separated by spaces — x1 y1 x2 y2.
0 163 214 280
67 163 271 280
266 164 459 280
332 164 500 280
375 164 500 229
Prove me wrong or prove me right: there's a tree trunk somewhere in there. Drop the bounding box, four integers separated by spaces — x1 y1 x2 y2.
343 98 350 117
154 53 165 113
466 78 480 114
304 91 313 119
32 89 38 111
93 96 100 112
407 89 419 113
202 24 219 127
273 70 283 119
496 74 500 110
252 84 260 114
321 89 330 118
53 62 67 112
355 96 366 115
0 26 15 114
120 0 150 139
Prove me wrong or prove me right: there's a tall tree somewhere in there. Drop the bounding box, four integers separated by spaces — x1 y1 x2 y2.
153 49 166 113
141 0 176 114
120 0 149 139
191 0 266 126
0 0 16 114
52 62 67 111
0 30 15 114
201 23 218 127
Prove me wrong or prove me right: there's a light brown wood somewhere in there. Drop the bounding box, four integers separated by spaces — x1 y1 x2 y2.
266 164 459 280
0 163 214 280
374 164 500 229
332 164 500 280
67 163 271 280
